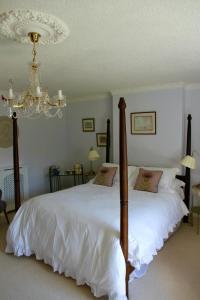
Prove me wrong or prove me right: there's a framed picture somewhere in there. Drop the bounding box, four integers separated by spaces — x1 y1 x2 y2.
130 111 156 135
96 133 107 147
82 118 95 132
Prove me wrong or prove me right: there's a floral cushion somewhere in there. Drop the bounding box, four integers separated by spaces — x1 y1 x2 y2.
134 168 163 193
94 167 117 187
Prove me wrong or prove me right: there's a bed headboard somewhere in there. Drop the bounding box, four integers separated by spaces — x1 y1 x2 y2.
106 118 111 163
176 114 192 220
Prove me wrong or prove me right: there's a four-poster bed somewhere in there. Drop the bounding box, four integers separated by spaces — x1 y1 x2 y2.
5 98 191 300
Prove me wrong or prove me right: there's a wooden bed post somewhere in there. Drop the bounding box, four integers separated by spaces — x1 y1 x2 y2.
12 112 21 211
184 114 192 222
118 98 133 297
106 119 110 163
118 97 128 262
176 114 192 221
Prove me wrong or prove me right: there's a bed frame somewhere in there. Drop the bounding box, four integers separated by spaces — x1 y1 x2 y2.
117 98 192 297
106 118 110 163
1 95 21 212
10 99 191 298
176 114 192 222
12 112 21 211
0 95 21 212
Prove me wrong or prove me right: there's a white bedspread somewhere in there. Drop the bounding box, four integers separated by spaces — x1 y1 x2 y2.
6 183 188 300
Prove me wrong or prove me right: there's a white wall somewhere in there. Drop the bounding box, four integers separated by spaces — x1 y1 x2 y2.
0 107 69 197
0 94 112 197
1 85 200 198
0 95 13 166
112 87 184 167
66 95 112 173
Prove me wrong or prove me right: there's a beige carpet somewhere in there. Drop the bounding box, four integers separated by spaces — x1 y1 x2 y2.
0 215 200 300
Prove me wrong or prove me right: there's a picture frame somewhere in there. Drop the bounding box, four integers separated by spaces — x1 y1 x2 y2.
82 118 95 132
130 111 156 135
96 133 107 147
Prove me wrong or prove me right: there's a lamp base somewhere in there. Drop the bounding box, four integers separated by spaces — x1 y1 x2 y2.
88 170 96 177
88 161 96 177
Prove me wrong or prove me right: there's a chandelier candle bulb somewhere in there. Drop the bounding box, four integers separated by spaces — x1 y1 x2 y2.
36 86 41 97
58 90 63 100
9 88 14 99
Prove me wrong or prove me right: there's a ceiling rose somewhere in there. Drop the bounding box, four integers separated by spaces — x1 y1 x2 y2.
0 9 70 45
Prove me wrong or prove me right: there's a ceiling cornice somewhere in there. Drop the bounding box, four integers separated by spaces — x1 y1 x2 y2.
110 82 185 96
184 83 200 90
68 92 111 103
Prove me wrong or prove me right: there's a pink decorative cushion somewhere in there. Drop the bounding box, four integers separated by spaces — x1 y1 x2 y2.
134 168 163 193
94 167 117 187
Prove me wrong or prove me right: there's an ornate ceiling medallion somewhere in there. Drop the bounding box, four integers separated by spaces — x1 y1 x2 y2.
0 9 70 45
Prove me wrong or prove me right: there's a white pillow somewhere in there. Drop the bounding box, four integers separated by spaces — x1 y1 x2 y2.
159 178 185 199
172 178 185 199
127 166 138 186
172 178 185 189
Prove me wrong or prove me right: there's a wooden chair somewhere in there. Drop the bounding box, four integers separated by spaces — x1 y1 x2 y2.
0 189 9 224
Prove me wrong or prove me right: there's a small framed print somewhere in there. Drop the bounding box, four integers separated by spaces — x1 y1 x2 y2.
96 133 107 147
131 111 156 135
82 118 95 132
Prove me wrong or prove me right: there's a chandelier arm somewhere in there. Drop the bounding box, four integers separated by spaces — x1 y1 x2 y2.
1 95 7 102
47 101 60 107
32 40 37 65
13 103 25 108
11 97 26 108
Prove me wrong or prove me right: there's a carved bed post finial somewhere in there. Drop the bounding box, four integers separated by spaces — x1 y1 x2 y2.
106 119 110 163
118 97 129 296
12 112 21 211
118 97 127 110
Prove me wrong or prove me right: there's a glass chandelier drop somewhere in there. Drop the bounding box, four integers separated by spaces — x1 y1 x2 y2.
3 32 66 119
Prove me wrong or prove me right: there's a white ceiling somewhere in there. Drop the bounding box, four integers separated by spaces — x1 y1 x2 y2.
1 0 200 99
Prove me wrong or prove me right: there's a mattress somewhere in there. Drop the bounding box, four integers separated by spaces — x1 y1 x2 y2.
6 182 188 300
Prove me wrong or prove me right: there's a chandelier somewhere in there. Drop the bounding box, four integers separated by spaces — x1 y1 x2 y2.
2 32 66 119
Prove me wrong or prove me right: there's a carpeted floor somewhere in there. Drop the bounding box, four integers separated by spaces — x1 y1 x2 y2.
0 215 200 300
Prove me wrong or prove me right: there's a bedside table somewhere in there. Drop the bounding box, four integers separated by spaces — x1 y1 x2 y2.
84 172 96 183
49 168 86 192
191 185 200 234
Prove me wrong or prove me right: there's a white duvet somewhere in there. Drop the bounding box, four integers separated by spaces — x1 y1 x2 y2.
6 183 188 300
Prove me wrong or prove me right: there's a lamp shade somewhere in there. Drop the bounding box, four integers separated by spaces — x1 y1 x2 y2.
180 155 197 170
88 148 100 161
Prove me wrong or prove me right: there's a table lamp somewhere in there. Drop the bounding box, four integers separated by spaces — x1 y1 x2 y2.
88 147 100 175
180 155 197 170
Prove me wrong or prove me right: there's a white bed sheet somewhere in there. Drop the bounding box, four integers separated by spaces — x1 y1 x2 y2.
6 183 188 300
